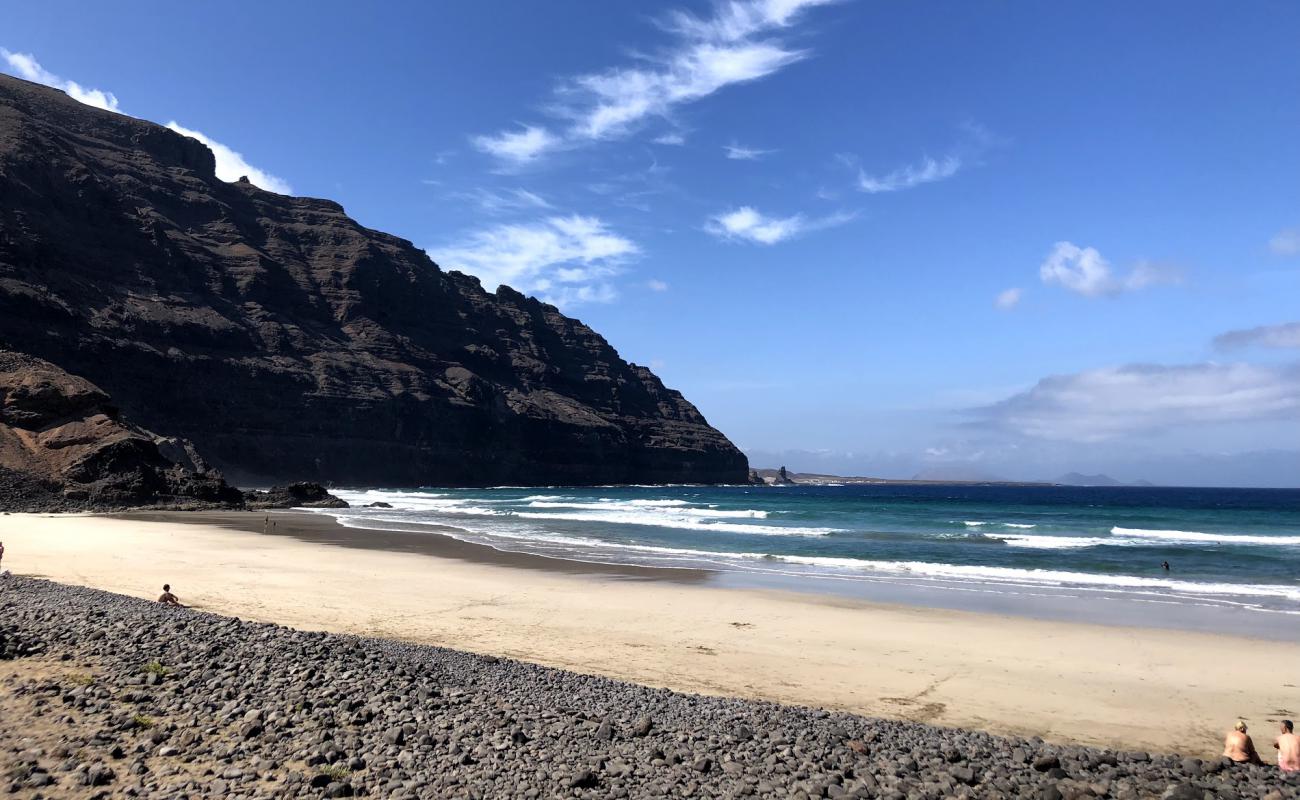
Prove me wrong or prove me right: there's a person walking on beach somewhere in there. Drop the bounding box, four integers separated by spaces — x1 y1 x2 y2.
0 540 5 570
157 584 183 607
1224 720 1264 765
1275 720 1299 772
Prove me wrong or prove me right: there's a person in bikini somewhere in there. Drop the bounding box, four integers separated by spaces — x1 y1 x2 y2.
1224 720 1264 765
1275 720 1299 773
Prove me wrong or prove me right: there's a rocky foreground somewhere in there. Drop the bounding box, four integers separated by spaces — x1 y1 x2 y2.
0 576 1293 800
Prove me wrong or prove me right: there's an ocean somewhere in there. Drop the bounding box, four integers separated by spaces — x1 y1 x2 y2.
314 484 1300 631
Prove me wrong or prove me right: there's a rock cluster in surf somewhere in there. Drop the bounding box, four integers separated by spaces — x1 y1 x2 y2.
1 576 1294 799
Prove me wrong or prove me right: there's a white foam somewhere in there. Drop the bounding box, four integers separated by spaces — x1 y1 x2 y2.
1112 527 1300 546
525 500 768 518
1002 523 1037 529
513 510 836 537
769 556 1300 602
988 534 1114 550
963 521 986 527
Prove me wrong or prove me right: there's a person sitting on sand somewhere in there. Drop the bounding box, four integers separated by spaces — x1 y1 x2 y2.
1224 720 1264 765
157 584 183 606
1275 720 1299 772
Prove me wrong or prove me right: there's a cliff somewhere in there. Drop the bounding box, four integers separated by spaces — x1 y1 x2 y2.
0 75 747 486
0 351 242 510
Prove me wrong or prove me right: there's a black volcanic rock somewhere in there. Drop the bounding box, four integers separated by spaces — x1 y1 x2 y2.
244 482 348 509
0 350 243 510
0 75 747 486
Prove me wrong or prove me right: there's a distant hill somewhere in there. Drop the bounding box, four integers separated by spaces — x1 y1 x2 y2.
1055 472 1156 487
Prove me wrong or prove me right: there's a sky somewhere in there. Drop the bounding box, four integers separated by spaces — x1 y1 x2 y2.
4 1 1299 486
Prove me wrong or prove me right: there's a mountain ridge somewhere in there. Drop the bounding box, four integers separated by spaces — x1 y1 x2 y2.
0 74 747 486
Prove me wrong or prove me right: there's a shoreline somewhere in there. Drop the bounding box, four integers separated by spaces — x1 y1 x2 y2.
3 510 1299 757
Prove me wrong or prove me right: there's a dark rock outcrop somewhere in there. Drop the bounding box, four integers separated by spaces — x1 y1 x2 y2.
244 482 349 509
0 74 748 487
0 351 243 510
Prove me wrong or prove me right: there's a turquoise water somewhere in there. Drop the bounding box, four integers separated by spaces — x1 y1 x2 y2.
318 484 1300 619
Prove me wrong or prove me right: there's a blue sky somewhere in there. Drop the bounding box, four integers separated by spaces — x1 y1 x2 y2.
4 1 1299 485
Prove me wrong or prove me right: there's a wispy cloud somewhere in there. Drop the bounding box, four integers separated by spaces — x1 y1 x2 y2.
454 187 553 214
1 48 119 112
653 132 687 146
1214 321 1300 350
1270 227 1300 256
1038 241 1180 298
472 0 838 164
857 155 961 194
165 122 293 194
973 362 1300 442
647 278 670 292
429 215 638 307
1 49 291 194
994 287 1022 310
470 125 560 167
723 141 775 160
846 121 1002 195
706 205 852 245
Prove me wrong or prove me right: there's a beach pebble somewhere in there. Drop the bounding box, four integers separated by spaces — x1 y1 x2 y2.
0 575 1293 800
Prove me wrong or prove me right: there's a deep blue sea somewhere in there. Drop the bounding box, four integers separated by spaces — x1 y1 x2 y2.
316 484 1300 622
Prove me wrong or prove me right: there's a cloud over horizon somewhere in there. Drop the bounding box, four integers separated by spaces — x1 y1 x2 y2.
1038 241 1179 298
430 215 638 307
471 0 838 165
1214 321 1300 350
973 361 1300 442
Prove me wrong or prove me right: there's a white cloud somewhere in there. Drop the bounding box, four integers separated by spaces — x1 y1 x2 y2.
647 278 670 292
975 362 1300 442
1038 241 1179 298
1270 228 1300 256
706 205 851 245
430 215 638 307
1214 321 1300 350
857 155 961 194
472 0 836 164
994 287 1022 310
1 49 121 112
456 187 552 214
723 142 775 160
470 125 560 166
653 132 686 145
164 122 292 195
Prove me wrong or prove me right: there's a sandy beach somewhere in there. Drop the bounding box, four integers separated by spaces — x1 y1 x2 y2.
2 511 1296 758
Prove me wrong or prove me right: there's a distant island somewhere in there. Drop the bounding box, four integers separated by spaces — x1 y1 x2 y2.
753 467 1155 487
751 467 1052 487
1053 472 1157 487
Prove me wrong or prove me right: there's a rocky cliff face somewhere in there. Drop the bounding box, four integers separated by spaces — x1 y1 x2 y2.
0 351 243 510
0 75 747 486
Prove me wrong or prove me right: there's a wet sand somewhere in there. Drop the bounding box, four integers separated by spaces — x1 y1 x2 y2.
2 510 1298 757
